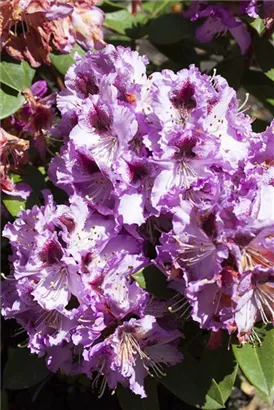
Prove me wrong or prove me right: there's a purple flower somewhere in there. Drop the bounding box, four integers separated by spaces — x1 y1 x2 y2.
157 204 228 284
71 98 138 171
151 128 220 209
184 3 251 54
235 267 274 344
4 43 274 388
2 192 118 313
49 141 116 215
185 267 238 332
84 315 182 397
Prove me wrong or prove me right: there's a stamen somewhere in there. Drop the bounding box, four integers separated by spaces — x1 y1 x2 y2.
210 68 217 83
13 327 26 337
241 246 273 270
119 332 169 379
168 296 189 314
249 328 262 346
254 292 270 324
37 267 67 302
91 136 118 167
1 273 16 281
256 287 274 321
238 93 249 112
18 338 29 348
174 235 215 267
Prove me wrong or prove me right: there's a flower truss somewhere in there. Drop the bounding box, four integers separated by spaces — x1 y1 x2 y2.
2 44 274 397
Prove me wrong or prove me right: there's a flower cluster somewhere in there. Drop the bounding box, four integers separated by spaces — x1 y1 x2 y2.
49 44 274 342
184 0 273 54
2 191 182 397
2 45 274 397
0 0 104 67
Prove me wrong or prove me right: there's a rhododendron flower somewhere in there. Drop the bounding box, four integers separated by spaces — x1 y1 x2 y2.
184 2 251 54
2 189 182 396
40 47 274 346
235 267 274 344
2 43 274 399
184 1 273 48
83 316 182 398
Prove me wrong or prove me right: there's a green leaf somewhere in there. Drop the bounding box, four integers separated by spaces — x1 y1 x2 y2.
0 59 35 92
0 85 25 120
132 265 174 299
104 10 148 36
147 13 195 44
252 118 270 133
242 69 274 116
1 390 8 410
154 42 200 70
2 166 47 217
142 1 176 17
162 339 238 409
50 44 85 76
106 34 132 48
100 0 125 12
161 354 224 409
254 37 274 82
22 165 47 209
117 378 159 410
2 195 26 217
3 348 50 390
250 17 266 36
213 55 245 90
132 268 147 289
200 342 238 403
232 326 274 402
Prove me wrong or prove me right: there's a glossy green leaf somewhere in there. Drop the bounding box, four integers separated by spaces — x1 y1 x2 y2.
117 378 159 410
162 340 238 409
213 56 245 90
154 42 200 70
254 37 274 82
2 166 47 217
106 34 132 48
142 1 176 17
250 17 266 36
0 85 25 120
22 165 47 209
0 60 35 92
132 265 174 299
200 343 238 403
100 0 125 12
132 268 147 289
2 195 26 217
148 13 195 44
242 70 274 115
3 348 50 390
161 354 224 409
50 44 85 76
104 10 148 36
232 326 274 402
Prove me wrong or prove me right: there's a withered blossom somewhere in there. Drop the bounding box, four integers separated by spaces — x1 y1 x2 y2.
0 0 105 67
0 127 30 196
